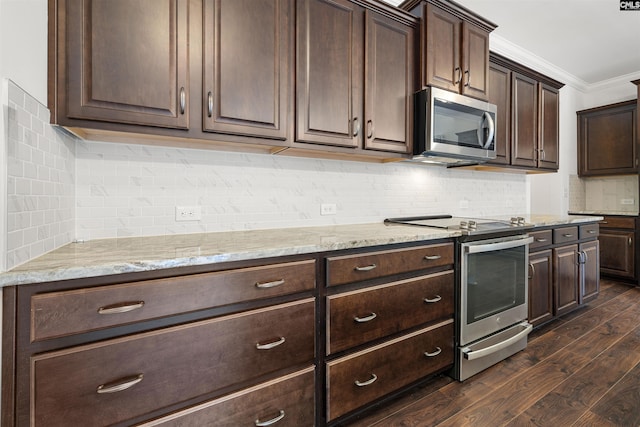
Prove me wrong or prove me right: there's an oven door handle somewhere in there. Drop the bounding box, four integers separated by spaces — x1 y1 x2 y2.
465 236 533 254
462 322 532 361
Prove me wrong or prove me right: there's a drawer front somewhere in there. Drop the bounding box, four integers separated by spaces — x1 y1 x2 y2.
326 320 454 421
601 216 636 229
139 368 315 427
327 270 454 354
31 259 316 341
32 299 315 427
579 223 599 239
529 230 552 250
553 226 579 244
326 243 454 287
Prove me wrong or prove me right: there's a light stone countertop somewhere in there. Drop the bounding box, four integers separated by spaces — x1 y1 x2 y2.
568 210 638 217
0 214 602 287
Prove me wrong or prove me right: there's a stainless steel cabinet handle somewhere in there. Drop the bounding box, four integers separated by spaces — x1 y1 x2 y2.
424 295 442 303
463 70 470 87
600 221 608 224
255 410 285 427
588 230 596 234
563 234 574 238
528 262 535 280
454 67 462 84
207 91 213 117
354 264 376 272
97 374 143 394
367 119 373 139
536 238 548 242
98 301 145 315
256 337 286 350
179 87 186 114
630 237 633 246
424 347 442 357
354 373 378 387
353 117 360 137
255 279 285 289
424 255 442 261
354 312 377 323
540 148 546 161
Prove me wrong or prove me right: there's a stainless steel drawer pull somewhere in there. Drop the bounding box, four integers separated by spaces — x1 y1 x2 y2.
255 410 285 427
179 87 186 114
354 264 377 272
535 238 548 242
563 233 574 238
354 312 377 323
256 337 286 350
255 279 285 289
601 221 608 224
355 373 378 387
97 301 145 315
588 230 596 234
424 255 442 260
424 295 442 303
97 374 143 394
424 347 442 357
207 91 213 117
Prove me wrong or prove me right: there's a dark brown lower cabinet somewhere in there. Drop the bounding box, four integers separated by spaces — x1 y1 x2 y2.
554 244 580 317
599 216 637 283
528 249 553 326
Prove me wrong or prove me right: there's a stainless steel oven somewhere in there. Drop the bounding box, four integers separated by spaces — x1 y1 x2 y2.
456 234 533 381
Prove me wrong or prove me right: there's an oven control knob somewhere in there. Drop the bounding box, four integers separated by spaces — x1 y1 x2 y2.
468 220 477 230
510 217 519 226
517 217 526 226
459 221 468 230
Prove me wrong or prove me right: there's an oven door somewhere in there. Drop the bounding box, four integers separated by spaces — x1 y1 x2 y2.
460 235 533 346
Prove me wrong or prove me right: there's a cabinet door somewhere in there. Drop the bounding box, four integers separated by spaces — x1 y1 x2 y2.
62 0 189 129
600 229 635 278
424 4 460 92
511 72 538 168
364 11 414 153
528 250 553 327
578 102 637 176
580 240 600 304
203 0 292 140
461 22 489 100
296 0 363 148
487 62 511 165
553 244 579 317
538 83 559 170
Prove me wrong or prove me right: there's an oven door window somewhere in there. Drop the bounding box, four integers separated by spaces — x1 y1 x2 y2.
466 245 526 324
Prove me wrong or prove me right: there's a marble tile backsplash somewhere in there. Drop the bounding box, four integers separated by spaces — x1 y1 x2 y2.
570 174 639 214
5 80 75 270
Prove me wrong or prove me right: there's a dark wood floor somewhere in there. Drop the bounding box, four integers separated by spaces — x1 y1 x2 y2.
346 279 640 427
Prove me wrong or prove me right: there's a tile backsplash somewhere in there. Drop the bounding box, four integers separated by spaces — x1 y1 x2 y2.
3 81 529 269
570 174 639 214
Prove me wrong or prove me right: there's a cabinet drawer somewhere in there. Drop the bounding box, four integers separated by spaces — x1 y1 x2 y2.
31 259 315 341
529 230 552 250
600 216 636 229
553 226 579 244
326 320 453 421
327 270 453 354
579 223 599 239
32 299 315 427
326 243 453 287
139 367 315 427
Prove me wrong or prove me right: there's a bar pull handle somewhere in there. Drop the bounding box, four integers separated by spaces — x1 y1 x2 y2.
463 70 470 87
587 230 596 234
255 410 285 427
354 264 377 272
352 117 360 137
454 67 462 84
424 295 442 303
207 91 213 117
535 238 548 243
354 373 378 387
424 347 442 357
424 255 442 261
600 221 608 224
255 279 285 289
179 87 186 114
256 337 286 350
98 301 145 315
630 237 633 247
367 120 373 139
563 233 574 238
354 312 377 323
97 374 143 394
528 262 535 280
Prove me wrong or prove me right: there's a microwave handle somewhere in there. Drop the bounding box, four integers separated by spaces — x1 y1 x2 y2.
481 112 495 149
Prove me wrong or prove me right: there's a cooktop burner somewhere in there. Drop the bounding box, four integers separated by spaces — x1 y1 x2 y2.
384 214 532 237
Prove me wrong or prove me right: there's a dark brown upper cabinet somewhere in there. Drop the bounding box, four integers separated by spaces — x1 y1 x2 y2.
402 0 495 101
203 0 292 140
296 0 416 154
50 0 190 129
577 100 637 176
487 53 563 172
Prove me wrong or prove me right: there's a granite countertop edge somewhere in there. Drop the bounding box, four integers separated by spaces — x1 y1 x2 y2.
0 214 603 287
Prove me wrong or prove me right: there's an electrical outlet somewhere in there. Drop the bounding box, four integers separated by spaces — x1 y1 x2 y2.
321 203 337 216
175 206 202 221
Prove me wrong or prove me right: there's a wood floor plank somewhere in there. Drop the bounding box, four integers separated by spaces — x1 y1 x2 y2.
588 356 640 425
572 410 619 426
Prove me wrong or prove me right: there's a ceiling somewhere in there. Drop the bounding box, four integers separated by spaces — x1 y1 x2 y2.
386 0 640 87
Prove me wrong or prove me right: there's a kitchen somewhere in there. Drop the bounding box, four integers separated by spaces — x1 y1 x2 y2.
1 0 639 426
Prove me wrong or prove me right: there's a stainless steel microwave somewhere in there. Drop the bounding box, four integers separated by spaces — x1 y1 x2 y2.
412 87 497 166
